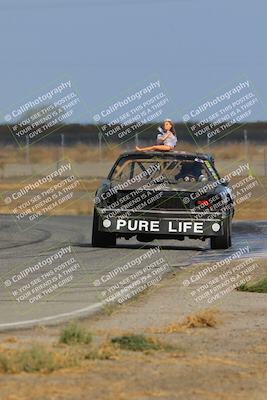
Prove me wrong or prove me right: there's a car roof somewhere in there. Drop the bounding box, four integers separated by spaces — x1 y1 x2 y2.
118 150 214 161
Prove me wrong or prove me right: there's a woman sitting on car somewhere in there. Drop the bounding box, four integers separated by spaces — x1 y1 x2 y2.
136 119 177 152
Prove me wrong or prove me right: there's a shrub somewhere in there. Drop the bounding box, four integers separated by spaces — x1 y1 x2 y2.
111 334 161 352
59 323 92 345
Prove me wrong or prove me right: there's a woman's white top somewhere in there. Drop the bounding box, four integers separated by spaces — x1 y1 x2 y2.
157 130 177 147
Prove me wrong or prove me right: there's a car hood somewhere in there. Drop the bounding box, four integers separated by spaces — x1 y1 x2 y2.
108 180 219 194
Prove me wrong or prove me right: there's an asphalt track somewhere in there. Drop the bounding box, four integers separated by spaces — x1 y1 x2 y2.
0 215 266 331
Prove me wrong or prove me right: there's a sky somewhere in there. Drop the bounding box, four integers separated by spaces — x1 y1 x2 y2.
0 0 267 123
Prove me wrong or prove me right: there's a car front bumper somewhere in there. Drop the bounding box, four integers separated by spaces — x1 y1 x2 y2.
97 208 226 237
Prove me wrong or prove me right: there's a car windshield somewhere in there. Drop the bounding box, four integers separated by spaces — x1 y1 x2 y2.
110 157 218 186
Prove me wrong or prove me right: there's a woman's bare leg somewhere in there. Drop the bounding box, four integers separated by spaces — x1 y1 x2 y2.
136 145 173 152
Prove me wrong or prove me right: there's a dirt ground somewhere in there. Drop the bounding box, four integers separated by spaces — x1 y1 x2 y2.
0 258 266 400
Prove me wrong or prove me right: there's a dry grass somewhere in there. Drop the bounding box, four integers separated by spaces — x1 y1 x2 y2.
0 142 266 165
0 178 99 192
85 341 119 360
0 340 118 374
51 198 94 216
175 142 267 161
148 309 219 334
233 196 267 220
3 337 18 344
0 184 266 218
101 302 118 316
0 327 181 374
0 144 123 164
0 345 77 373
181 309 219 328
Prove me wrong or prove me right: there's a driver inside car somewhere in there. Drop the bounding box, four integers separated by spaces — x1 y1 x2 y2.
175 161 206 182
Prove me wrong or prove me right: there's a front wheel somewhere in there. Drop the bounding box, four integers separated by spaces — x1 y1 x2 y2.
91 209 116 248
210 216 232 249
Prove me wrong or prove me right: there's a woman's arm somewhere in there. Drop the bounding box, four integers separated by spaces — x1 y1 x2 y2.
157 131 172 141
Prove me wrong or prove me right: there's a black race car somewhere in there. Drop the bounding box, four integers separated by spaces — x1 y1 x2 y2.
92 151 234 249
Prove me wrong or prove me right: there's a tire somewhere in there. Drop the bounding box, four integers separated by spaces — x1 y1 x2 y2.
210 216 232 249
91 209 116 248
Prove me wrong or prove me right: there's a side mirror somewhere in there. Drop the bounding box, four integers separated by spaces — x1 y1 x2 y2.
102 179 110 189
220 177 229 186
198 175 207 182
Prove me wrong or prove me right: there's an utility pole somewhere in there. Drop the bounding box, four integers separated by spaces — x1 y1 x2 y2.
264 147 267 177
61 133 65 160
135 133 139 148
25 134 30 164
244 129 248 161
98 131 102 161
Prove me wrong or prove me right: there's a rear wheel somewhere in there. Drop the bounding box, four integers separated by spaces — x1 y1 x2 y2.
91 209 116 247
210 216 232 249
